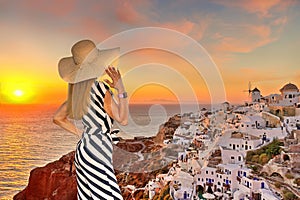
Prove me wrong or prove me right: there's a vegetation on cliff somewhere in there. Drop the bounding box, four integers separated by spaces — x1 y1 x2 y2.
246 139 284 165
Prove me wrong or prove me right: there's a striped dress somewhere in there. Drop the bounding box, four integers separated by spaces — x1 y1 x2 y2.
74 81 123 200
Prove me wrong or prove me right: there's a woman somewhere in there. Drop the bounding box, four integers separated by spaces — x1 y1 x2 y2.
53 39 128 200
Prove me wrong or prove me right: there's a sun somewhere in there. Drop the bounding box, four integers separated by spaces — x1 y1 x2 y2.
1 81 35 104
14 89 24 97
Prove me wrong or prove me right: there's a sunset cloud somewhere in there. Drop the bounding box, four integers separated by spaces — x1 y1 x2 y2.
212 0 293 18
211 24 276 53
115 0 146 24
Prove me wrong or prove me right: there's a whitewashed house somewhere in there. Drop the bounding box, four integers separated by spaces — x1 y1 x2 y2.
170 170 194 200
278 83 299 106
239 115 266 130
220 146 244 164
224 133 262 151
284 116 300 129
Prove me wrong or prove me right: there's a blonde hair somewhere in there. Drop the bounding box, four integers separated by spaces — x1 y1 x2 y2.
66 78 95 120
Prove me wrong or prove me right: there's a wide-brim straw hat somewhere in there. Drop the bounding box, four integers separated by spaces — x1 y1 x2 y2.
58 39 120 83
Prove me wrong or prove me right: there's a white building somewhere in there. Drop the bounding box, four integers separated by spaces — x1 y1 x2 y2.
170 170 194 200
239 115 266 130
173 134 193 146
220 147 244 164
224 133 262 151
284 116 300 129
278 83 299 106
252 87 261 102
264 94 281 105
234 176 273 200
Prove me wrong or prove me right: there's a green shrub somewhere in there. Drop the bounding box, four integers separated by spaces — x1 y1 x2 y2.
283 190 297 200
274 182 281 188
246 139 283 165
259 153 269 165
251 155 259 163
285 173 294 179
293 178 300 186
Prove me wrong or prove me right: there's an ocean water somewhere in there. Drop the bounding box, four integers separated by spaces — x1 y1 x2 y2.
0 103 205 199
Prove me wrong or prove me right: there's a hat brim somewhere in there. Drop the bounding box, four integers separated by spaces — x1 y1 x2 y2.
58 47 120 83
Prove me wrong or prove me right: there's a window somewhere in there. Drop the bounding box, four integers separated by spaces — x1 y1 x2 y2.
231 156 234 160
229 144 232 146
249 146 252 149
241 124 244 127
198 178 200 181
238 156 242 161
206 171 208 174
211 171 214 175
289 94 292 98
237 145 239 148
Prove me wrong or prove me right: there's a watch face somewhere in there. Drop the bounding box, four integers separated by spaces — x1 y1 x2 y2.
119 92 128 98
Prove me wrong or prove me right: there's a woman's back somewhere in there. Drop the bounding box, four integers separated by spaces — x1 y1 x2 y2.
82 81 114 134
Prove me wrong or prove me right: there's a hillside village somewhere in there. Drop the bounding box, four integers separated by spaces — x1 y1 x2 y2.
128 83 300 200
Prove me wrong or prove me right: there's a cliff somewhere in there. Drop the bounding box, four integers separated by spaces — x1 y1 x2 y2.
14 115 181 200
14 151 77 200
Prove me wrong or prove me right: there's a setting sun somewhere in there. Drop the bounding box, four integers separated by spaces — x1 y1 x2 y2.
14 90 24 97
1 81 35 104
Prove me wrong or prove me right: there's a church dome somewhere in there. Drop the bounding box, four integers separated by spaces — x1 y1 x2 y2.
280 83 299 92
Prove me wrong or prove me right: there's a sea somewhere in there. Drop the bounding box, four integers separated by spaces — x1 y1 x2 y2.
0 103 209 199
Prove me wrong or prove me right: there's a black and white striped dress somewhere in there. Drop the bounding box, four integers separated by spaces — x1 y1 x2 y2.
74 81 123 200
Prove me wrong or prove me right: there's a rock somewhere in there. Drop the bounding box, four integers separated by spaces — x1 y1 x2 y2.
14 151 77 200
153 115 181 144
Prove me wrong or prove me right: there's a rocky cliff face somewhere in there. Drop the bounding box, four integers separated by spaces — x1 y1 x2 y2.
14 115 181 200
14 151 77 200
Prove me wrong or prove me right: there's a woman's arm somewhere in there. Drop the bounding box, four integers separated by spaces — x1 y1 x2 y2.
104 66 128 125
53 101 82 136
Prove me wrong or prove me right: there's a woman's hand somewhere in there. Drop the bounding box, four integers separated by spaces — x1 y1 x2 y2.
104 66 125 92
103 66 128 125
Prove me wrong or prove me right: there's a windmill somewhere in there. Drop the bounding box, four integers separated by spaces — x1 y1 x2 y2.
243 81 253 97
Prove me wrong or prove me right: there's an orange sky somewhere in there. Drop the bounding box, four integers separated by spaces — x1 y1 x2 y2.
0 0 299 105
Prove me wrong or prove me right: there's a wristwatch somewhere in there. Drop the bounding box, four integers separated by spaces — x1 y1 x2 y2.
118 92 128 99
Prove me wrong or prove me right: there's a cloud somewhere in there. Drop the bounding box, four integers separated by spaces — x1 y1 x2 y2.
159 18 209 41
22 0 76 16
212 24 276 53
212 0 293 18
272 16 288 26
115 0 146 24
